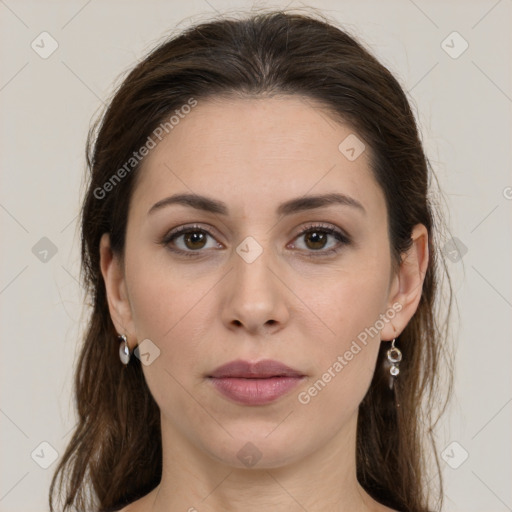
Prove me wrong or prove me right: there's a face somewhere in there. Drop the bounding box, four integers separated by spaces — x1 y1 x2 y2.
102 95 419 470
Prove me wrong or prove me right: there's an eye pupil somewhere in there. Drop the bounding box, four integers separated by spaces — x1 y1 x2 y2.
305 231 327 250
185 231 206 249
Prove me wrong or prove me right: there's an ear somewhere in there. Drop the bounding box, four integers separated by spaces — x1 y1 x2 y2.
380 223 429 341
99 233 136 349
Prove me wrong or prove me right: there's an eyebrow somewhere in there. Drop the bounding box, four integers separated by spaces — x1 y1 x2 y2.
148 192 366 217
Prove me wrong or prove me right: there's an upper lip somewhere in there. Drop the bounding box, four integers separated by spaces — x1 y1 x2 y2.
208 359 305 379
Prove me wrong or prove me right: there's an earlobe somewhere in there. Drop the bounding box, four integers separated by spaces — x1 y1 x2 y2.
99 233 134 340
381 224 429 341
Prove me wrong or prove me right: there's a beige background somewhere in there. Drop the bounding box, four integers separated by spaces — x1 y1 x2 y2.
1 1 511 511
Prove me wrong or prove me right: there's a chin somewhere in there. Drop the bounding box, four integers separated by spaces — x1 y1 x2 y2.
200 426 308 470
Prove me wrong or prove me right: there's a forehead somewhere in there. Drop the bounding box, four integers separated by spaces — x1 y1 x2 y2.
130 95 385 220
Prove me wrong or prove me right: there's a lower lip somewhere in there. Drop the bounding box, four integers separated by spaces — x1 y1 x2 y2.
209 376 304 405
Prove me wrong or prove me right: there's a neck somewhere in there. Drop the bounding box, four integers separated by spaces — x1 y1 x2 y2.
147 412 379 512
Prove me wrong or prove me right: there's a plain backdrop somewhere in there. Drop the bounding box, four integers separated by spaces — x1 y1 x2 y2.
0 1 511 511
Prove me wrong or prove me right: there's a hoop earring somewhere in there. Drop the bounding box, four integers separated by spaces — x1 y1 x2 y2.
118 334 131 365
386 338 402 390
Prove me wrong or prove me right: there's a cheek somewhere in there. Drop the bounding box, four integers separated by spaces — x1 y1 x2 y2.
125 253 212 426
124 241 202 338
295 303 384 425
124 246 221 385
296 260 391 398
303 258 391 345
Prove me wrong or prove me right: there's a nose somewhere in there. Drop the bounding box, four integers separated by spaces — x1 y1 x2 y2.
221 241 290 336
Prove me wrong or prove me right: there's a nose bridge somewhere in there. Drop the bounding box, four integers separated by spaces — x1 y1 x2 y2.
234 234 276 302
224 233 288 331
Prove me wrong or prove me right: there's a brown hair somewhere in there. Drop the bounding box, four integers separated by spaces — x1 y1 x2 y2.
49 9 454 512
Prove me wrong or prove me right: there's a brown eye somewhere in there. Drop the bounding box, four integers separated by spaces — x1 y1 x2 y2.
303 230 329 250
292 224 350 257
181 230 208 250
161 225 220 257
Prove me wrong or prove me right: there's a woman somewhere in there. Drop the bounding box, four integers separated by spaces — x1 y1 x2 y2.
49 9 453 512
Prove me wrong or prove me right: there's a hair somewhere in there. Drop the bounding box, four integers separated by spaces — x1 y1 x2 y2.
49 9 455 512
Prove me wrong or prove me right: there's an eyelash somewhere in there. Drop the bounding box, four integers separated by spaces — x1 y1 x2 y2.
160 223 351 259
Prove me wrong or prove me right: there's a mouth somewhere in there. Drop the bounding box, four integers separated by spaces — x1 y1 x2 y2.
207 359 306 405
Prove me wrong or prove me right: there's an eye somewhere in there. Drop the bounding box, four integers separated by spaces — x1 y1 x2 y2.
161 224 221 257
290 223 350 257
160 222 350 258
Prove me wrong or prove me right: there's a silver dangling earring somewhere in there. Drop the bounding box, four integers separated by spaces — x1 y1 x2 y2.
118 334 131 365
386 338 402 390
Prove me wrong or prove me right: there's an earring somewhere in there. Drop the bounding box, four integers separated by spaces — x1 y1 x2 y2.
118 334 131 365
386 338 402 390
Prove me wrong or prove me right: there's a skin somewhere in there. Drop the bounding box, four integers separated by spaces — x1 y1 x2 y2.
100 95 428 512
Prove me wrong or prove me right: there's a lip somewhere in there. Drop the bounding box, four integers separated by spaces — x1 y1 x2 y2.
208 359 305 405
209 359 304 379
